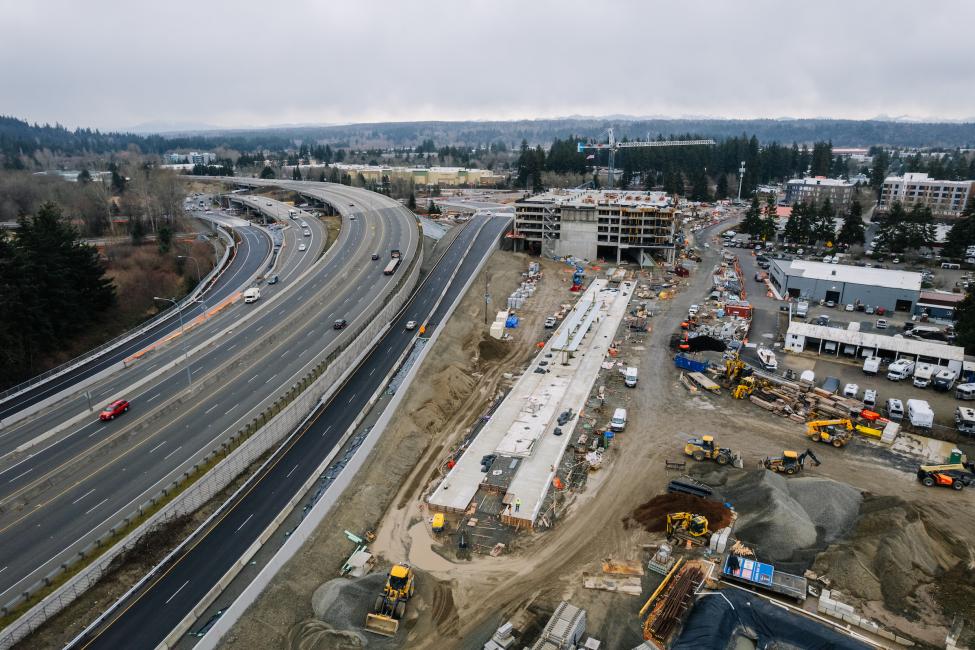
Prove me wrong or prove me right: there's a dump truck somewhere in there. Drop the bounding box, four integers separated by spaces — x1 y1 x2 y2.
365 564 415 636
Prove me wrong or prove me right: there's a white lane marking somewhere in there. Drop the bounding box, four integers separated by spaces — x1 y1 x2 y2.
84 498 108 515
149 441 167 453
235 513 254 533
264 373 278 384
226 405 239 415
71 488 96 504
286 464 299 478
192 366 203 374
227 343 237 351
165 580 189 605
203 404 220 415
348 393 356 404
0 566 6 573
248 374 259 383
256 325 264 332
7 468 32 483
321 425 332 437
369 367 376 376
163 445 182 461
147 393 161 403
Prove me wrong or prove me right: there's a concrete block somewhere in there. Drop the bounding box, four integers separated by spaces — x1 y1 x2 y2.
893 636 913 646
817 602 828 615
842 613 861 626
820 589 831 601
834 602 855 615
879 629 896 640
859 620 879 633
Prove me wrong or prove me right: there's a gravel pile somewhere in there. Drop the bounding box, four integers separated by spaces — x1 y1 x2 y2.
720 470 862 569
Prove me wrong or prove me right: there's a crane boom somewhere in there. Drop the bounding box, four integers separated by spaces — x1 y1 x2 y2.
576 128 715 188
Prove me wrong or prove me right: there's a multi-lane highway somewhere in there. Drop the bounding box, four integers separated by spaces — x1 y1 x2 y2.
76 211 511 649
0 219 270 425
0 184 418 615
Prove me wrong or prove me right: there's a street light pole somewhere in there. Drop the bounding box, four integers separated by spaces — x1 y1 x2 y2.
155 296 192 387
178 255 208 319
737 161 746 203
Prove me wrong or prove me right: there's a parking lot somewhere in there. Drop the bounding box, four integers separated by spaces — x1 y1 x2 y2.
719 239 972 439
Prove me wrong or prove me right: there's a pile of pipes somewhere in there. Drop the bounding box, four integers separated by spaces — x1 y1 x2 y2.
742 375 866 423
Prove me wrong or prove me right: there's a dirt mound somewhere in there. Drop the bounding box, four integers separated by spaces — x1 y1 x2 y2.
478 336 508 362
286 620 365 650
720 470 861 570
627 493 733 532
813 496 970 621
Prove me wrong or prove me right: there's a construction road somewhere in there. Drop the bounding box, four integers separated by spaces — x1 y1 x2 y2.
74 212 512 649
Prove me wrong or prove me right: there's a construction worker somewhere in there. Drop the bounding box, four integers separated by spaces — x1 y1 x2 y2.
515 498 522 512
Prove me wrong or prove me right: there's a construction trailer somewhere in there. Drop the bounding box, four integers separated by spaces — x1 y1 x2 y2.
722 554 807 603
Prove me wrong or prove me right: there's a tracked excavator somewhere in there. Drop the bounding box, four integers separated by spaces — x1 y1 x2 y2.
666 512 710 545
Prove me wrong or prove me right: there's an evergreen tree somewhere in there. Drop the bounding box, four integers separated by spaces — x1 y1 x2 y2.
943 196 975 258
810 141 833 176
108 162 126 194
292 166 302 181
318 170 326 182
690 168 710 201
259 165 275 179
870 149 890 198
836 200 865 247
78 169 92 184
955 290 975 354
715 173 729 199
814 198 836 244
130 216 145 245
157 225 173 254
407 192 417 211
759 195 778 241
740 196 764 235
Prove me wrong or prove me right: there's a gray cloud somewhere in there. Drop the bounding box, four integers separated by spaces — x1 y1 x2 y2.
1 0 973 130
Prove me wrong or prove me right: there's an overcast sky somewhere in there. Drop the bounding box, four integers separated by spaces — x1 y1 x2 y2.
2 0 973 131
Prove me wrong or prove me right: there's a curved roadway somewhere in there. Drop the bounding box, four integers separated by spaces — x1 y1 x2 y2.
0 185 418 613
76 211 511 650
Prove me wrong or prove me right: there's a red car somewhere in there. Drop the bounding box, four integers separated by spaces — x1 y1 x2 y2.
99 399 130 421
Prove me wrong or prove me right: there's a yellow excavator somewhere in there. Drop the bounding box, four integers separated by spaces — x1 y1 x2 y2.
666 512 710 545
806 419 854 448
365 563 416 636
724 353 748 385
684 435 736 465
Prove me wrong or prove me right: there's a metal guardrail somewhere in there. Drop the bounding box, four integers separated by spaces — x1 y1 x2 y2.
0 206 420 650
0 224 235 407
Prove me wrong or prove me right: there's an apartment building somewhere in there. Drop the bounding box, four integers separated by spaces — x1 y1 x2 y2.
784 177 855 213
878 172 974 219
513 189 678 265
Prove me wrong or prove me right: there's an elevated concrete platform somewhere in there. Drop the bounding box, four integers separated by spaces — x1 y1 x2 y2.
427 279 633 527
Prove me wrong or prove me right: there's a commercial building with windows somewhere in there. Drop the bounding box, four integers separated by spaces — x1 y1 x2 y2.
878 172 975 219
512 189 678 265
326 164 505 188
768 259 922 312
784 177 855 213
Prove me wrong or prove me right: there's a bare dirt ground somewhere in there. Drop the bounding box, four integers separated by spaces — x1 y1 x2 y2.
221 251 572 648
226 234 975 650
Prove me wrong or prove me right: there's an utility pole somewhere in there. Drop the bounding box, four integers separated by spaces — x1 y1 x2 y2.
737 161 746 203
483 274 491 325
155 296 192 387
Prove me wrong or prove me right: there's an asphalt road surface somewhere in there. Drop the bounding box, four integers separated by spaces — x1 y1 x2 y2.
75 213 510 649
0 185 417 610
0 220 270 424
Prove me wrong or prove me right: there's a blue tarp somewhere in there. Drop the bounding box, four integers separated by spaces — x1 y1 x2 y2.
505 315 519 328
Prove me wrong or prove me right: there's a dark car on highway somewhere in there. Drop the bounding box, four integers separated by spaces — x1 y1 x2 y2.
333 319 348 329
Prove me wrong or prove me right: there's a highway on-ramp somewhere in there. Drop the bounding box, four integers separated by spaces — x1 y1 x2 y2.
75 213 511 649
0 185 417 615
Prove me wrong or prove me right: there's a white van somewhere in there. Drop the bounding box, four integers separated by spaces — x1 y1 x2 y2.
906 399 934 429
796 301 809 318
610 408 627 431
243 287 260 304
624 367 638 388
862 356 881 375
886 398 904 422
955 383 975 400
887 359 915 381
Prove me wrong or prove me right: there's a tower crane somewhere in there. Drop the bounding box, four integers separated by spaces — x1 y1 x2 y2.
577 128 715 188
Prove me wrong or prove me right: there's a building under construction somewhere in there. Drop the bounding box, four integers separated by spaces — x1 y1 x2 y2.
512 189 679 266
